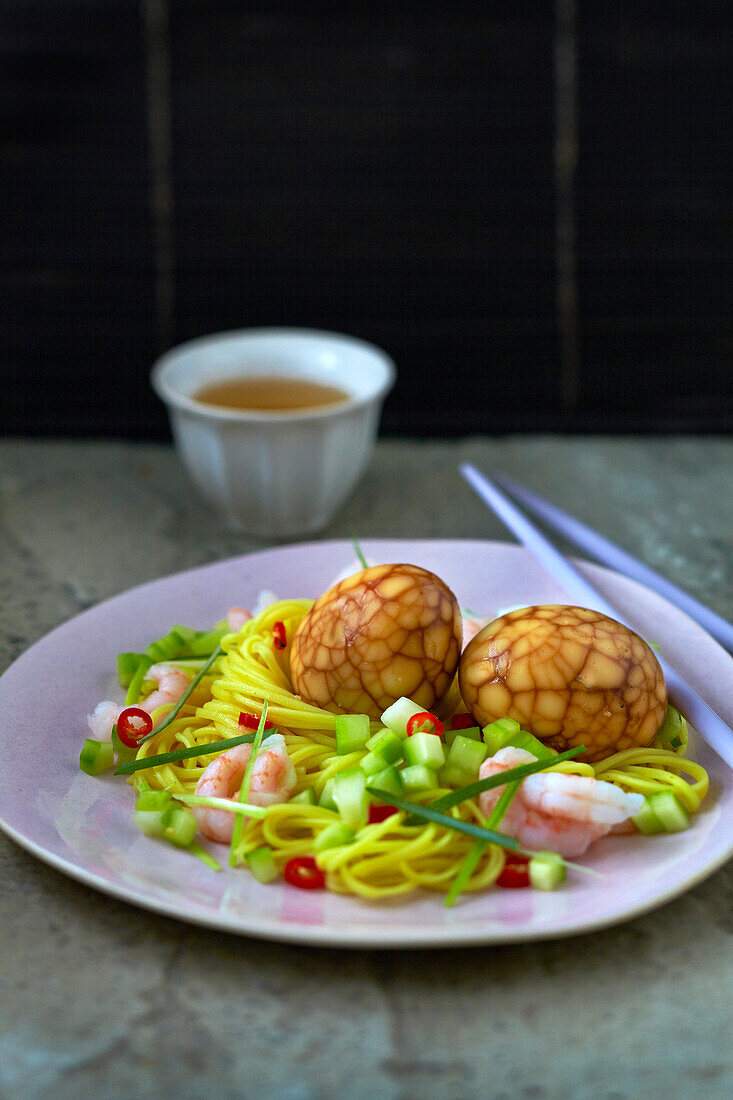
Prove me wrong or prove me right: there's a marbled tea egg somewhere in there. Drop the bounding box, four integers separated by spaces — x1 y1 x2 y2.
458 604 668 762
290 563 462 718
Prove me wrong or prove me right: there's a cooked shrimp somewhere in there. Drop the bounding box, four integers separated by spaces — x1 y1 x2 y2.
479 747 644 857
87 700 122 741
227 606 252 632
193 733 297 843
140 663 189 715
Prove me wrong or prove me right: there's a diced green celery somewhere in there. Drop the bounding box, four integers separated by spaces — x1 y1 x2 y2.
507 730 555 760
188 623 228 656
79 738 114 776
333 770 368 829
162 805 197 848
291 788 318 806
117 652 147 688
655 705 688 751
404 731 446 770
111 725 137 766
313 823 356 852
445 725 482 747
134 809 168 838
335 712 371 755
360 751 388 778
446 734 488 777
245 846 280 883
318 778 338 812
381 696 425 738
482 717 522 755
135 789 172 812
528 851 567 891
400 764 438 792
370 765 404 799
644 791 689 833
365 728 404 764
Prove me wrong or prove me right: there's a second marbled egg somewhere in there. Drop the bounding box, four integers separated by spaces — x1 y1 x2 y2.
290 563 462 718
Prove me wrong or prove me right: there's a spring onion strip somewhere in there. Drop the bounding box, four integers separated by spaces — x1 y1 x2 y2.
136 644 225 745
404 745 584 824
351 537 368 570
366 787 521 850
189 843 222 872
172 793 267 819
230 700 270 866
115 732 255 775
445 780 522 907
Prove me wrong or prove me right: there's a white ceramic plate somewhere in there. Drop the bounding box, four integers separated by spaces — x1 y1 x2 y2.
0 539 731 948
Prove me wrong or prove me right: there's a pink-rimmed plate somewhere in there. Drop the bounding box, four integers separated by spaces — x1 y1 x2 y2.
0 539 731 948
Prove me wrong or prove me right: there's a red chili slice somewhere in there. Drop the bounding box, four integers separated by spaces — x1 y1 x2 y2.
406 711 445 738
238 712 275 731
368 804 399 824
496 852 531 888
116 706 153 748
272 621 287 650
450 712 475 730
283 856 325 890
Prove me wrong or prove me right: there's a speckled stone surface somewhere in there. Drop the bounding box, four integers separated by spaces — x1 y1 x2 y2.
1 437 732 1099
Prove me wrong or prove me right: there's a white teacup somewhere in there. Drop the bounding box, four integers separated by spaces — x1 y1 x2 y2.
151 328 396 538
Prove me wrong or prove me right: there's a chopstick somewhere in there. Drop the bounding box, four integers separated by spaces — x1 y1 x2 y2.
492 471 733 654
460 462 733 770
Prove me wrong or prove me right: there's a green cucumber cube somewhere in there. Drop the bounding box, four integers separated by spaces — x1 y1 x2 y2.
79 738 115 776
445 725 482 747
135 789 172 812
646 791 690 833
333 770 368 829
369 765 404 799
318 777 338 812
446 734 488 777
528 851 567 891
245 846 280 883
631 798 664 835
162 805 197 848
439 763 474 789
335 712 371 755
365 728 404 764
134 809 168 838
380 696 425 738
482 717 522 754
360 751 388 778
400 764 438 792
313 823 357 853
291 788 318 806
404 731 446 770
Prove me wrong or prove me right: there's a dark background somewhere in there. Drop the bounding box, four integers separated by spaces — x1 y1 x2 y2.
1 1 730 439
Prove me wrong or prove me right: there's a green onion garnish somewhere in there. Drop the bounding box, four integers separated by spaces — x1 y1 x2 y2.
365 787 521 851
172 793 267 819
229 700 270 866
405 744 584 824
114 732 255 775
188 842 222 872
445 780 522 908
351 537 368 570
136 644 225 745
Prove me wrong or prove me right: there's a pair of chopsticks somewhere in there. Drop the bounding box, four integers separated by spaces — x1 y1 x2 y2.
460 463 733 770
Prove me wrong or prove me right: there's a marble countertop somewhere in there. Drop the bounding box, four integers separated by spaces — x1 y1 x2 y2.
1 436 731 1099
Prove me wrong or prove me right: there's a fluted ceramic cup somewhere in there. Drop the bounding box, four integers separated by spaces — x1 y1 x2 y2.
151 328 395 538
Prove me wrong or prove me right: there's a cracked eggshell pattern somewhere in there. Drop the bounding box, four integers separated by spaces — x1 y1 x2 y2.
289 563 462 718
459 605 668 761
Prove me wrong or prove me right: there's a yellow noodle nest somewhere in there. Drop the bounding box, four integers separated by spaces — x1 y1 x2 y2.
130 599 709 899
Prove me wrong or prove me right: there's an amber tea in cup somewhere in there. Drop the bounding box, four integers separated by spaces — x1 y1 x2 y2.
193 375 350 412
